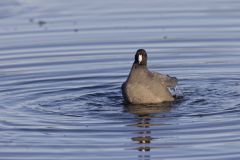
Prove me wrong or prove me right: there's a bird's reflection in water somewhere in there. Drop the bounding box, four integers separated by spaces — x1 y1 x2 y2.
125 102 173 160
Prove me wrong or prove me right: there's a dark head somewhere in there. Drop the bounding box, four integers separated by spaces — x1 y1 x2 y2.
134 49 148 66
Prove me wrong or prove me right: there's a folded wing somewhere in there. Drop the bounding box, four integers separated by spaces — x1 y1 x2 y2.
152 72 178 88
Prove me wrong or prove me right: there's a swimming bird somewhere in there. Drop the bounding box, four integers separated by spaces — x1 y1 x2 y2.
122 49 178 104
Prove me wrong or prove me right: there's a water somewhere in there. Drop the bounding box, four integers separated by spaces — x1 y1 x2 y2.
0 0 240 159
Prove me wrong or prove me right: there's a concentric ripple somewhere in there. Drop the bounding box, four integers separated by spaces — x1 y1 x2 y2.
1 0 240 160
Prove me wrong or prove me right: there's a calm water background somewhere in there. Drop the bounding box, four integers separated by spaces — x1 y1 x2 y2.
1 0 240 159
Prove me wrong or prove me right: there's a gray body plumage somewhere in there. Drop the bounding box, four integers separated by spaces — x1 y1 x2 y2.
122 49 177 104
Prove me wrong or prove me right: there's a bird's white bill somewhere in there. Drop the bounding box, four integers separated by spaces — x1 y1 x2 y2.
138 55 142 64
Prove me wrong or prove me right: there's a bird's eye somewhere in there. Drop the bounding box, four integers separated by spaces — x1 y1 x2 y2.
138 55 143 64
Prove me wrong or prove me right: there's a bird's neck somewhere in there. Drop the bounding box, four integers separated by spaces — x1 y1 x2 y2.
127 63 148 81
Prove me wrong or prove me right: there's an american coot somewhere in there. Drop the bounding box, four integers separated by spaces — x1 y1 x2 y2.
122 49 178 104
